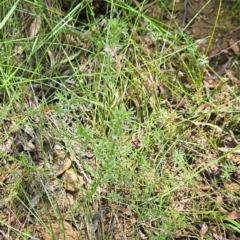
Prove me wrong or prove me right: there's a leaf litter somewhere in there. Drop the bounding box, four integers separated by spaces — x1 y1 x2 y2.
0 0 240 239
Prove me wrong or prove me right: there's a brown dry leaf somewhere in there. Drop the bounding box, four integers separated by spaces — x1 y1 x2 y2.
29 16 42 37
193 103 212 117
143 36 155 49
24 125 35 137
24 140 35 151
54 155 73 177
218 147 240 155
7 121 19 133
229 38 239 54
52 145 74 176
196 103 211 112
228 211 240 220
216 57 232 76
36 221 78 240
62 169 84 192
138 229 148 240
200 223 208 235
170 99 186 109
132 139 141 148
47 49 55 67
0 138 13 153
207 47 221 60
158 85 166 95
225 69 239 83
216 195 223 204
204 79 219 88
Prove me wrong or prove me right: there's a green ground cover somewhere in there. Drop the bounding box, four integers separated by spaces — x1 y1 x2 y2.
0 0 240 239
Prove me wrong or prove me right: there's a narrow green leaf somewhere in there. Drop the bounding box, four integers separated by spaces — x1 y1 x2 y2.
0 0 20 30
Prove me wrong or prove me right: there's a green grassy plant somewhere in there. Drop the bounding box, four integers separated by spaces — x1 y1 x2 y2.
0 0 240 239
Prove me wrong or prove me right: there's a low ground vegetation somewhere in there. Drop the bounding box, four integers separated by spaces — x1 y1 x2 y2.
0 0 240 239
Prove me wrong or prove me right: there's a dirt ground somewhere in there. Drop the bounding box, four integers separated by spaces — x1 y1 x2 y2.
153 0 240 73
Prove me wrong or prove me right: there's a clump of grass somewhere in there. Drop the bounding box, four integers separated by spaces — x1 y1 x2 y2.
0 0 240 239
